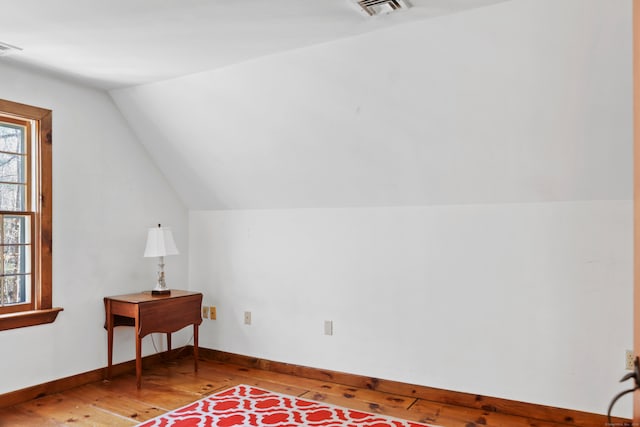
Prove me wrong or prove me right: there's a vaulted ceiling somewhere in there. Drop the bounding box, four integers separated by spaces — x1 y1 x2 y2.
1 0 631 211
0 0 508 89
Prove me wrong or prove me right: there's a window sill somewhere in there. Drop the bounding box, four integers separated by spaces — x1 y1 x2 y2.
0 307 63 331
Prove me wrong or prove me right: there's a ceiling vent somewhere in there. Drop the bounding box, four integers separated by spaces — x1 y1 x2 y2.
357 0 410 16
0 41 23 56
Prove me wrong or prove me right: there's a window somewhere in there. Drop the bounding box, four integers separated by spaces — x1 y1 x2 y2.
0 117 32 311
0 99 61 331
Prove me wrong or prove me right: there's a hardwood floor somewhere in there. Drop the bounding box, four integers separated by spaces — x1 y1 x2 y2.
0 355 621 427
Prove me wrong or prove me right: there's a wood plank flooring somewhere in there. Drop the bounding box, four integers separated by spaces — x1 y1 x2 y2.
0 356 617 427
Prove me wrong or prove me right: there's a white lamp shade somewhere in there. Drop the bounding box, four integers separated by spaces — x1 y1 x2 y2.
144 226 179 257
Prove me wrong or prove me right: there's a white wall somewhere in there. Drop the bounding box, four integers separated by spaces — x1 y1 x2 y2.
0 61 189 394
111 0 634 418
190 202 632 416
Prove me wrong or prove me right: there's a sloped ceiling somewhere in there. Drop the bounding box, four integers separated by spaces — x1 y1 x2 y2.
0 0 508 89
110 0 632 210
0 0 630 211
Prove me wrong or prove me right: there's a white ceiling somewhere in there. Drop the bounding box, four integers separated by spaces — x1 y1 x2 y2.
109 0 632 210
2 0 629 211
0 0 508 89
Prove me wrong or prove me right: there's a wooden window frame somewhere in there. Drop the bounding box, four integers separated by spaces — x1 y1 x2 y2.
0 115 34 315
0 99 62 331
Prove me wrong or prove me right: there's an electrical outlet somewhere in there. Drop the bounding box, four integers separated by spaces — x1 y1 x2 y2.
209 306 217 320
324 320 333 336
244 311 251 325
202 306 209 319
626 350 635 370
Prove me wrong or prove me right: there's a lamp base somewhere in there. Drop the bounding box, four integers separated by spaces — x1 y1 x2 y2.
152 289 171 295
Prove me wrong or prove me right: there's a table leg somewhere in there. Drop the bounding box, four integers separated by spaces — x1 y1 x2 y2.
135 316 142 389
194 324 199 373
106 301 113 380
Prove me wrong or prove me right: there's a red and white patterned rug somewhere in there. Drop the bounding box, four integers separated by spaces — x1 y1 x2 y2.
136 384 436 427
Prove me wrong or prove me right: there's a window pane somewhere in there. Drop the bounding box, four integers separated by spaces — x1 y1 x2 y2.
0 152 25 183
0 275 29 305
0 124 24 154
2 215 30 245
2 245 31 275
0 214 31 306
0 183 25 211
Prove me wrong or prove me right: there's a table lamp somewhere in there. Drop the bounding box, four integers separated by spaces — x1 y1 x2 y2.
144 224 179 295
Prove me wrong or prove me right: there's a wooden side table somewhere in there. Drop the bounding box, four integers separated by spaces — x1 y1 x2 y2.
104 290 203 388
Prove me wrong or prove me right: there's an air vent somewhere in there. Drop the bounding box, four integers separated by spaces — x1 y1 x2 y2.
357 0 410 16
0 41 23 56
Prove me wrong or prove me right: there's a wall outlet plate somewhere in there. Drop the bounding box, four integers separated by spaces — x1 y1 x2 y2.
209 306 216 320
244 311 251 325
626 350 635 370
202 306 209 319
324 320 333 336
